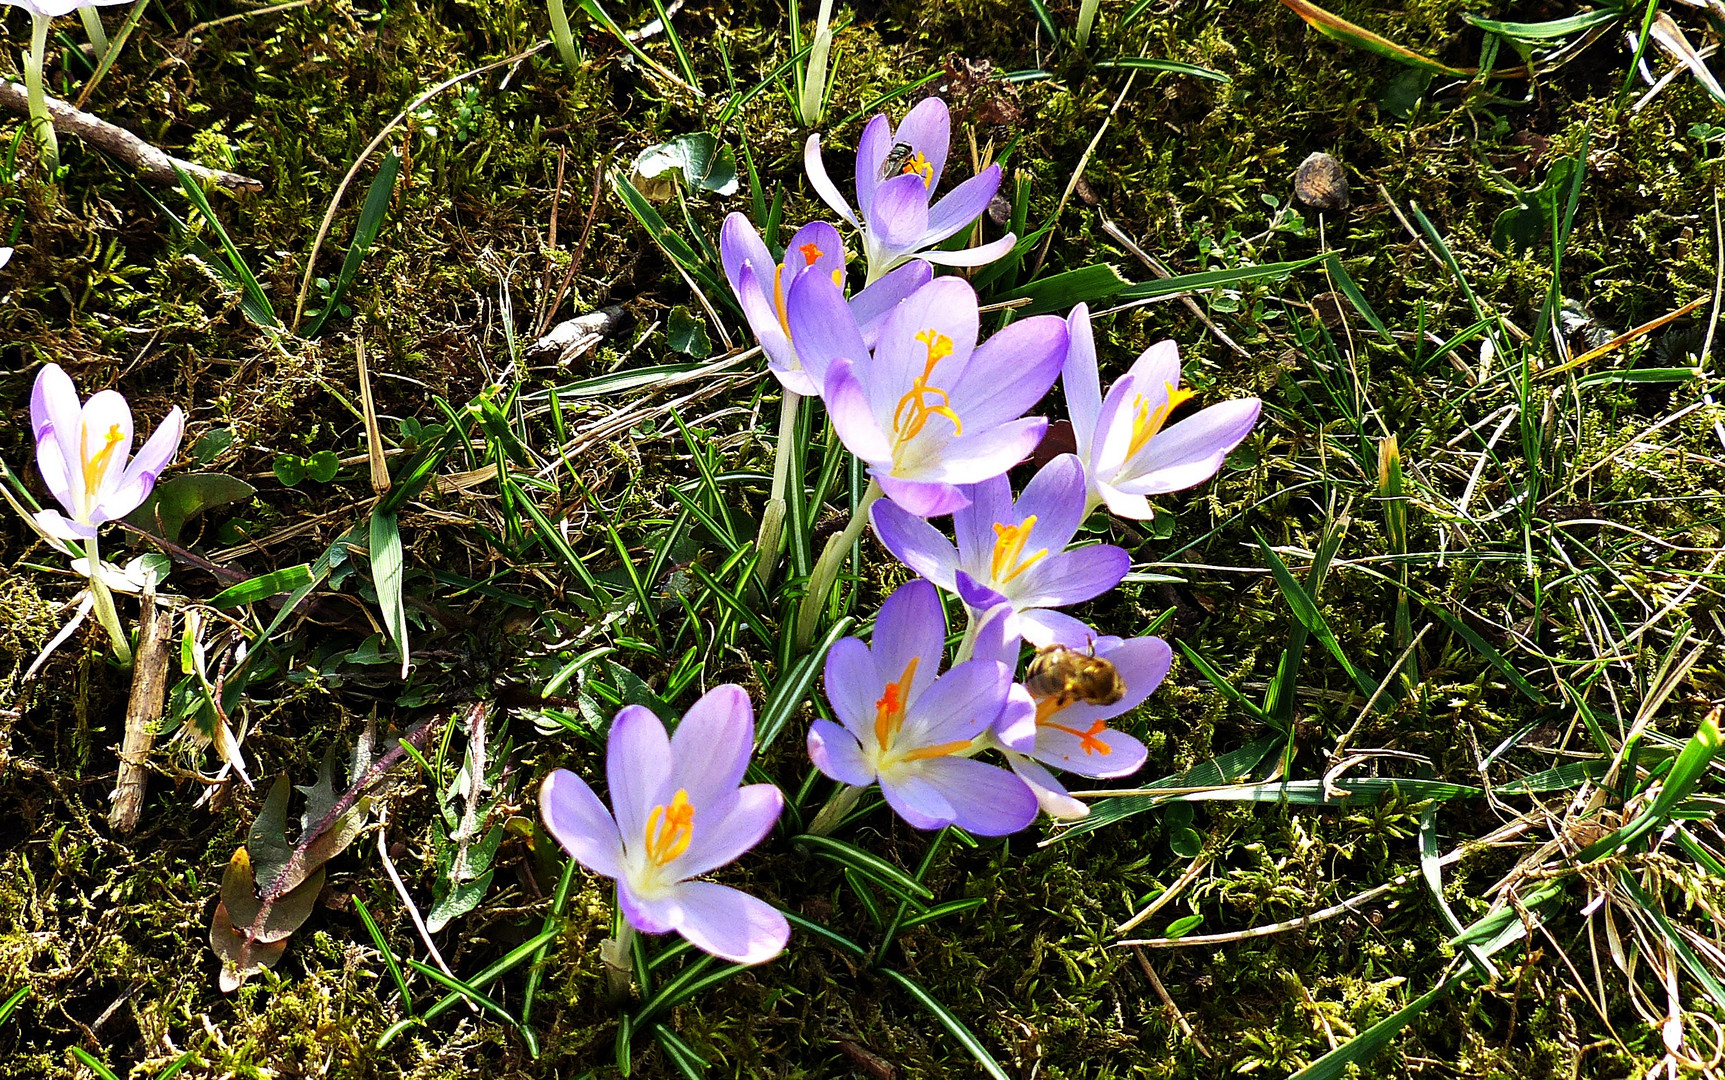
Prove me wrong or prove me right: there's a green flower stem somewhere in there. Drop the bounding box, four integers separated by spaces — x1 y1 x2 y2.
546 0 580 72
600 918 636 1002
83 533 133 667
805 782 864 837
754 390 802 588
24 12 58 171
795 478 882 650
77 6 109 61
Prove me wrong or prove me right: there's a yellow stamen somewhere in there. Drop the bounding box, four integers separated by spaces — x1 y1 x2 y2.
1126 382 1196 460
890 330 962 452
903 739 974 762
1033 697 1112 756
82 422 125 500
902 151 934 187
873 656 919 753
990 517 1048 583
643 789 695 867
772 264 792 337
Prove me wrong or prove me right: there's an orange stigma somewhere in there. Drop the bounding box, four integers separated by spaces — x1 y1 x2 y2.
1034 697 1113 756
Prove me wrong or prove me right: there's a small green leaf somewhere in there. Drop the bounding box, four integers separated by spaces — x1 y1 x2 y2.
1163 913 1204 938
191 427 235 464
666 305 712 358
209 564 315 608
369 509 410 680
125 472 255 543
247 776 294 887
306 449 341 484
632 133 739 196
273 454 306 487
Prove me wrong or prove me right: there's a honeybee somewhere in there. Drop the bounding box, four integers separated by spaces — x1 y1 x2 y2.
878 141 916 181
1024 643 1125 708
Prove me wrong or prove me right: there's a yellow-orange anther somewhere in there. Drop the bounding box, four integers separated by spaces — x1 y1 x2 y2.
643 789 695 867
891 330 962 447
1126 382 1196 460
901 151 935 186
1034 697 1112 756
773 265 793 337
82 422 125 499
990 517 1048 584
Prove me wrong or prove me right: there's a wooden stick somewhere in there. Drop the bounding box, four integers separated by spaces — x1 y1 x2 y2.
110 588 172 833
0 81 263 191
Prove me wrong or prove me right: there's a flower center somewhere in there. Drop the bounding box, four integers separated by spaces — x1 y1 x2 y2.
990 517 1048 584
643 789 695 868
872 656 969 765
1126 382 1196 460
890 329 962 461
1033 697 1112 756
81 422 125 508
900 150 934 187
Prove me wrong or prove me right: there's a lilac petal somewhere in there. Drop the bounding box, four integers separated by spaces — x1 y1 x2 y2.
1062 304 1103 456
539 769 624 879
606 705 672 855
1010 545 1130 609
1090 372 1139 477
661 880 790 964
967 602 1023 669
1015 608 1098 649
786 270 866 393
1006 753 1090 819
1097 483 1153 521
666 784 782 880
951 472 1014 570
879 772 957 830
854 114 893 221
1114 398 1262 495
892 97 950 189
822 358 894 465
918 233 1017 268
31 363 80 512
870 500 959 589
910 756 1038 835
954 569 1009 614
667 684 753 810
804 133 858 226
34 507 95 541
822 637 883 743
1012 454 1088 555
78 390 135 507
923 418 1047 485
993 683 1037 753
1032 721 1147 779
720 212 774 296
809 718 875 785
872 277 979 404
870 579 945 705
1124 338 1182 390
876 474 969 518
850 259 931 348
899 656 1009 748
950 314 1067 429
103 406 183 522
869 172 933 251
784 220 847 288
736 263 797 376
617 879 678 934
922 166 1001 244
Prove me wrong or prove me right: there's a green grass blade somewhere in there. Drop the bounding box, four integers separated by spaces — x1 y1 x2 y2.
0 985 28 1024
757 615 852 749
1426 604 1548 704
1466 9 1619 40
403 958 517 1027
209 564 315 608
369 508 410 679
1044 734 1282 841
172 165 279 329
1112 253 1326 302
793 834 935 904
1617 870 1725 1010
1174 640 1271 723
879 969 1011 1080
1092 57 1229 81
652 1023 709 1079
1581 710 1722 861
68 1049 122 1080
782 908 869 958
304 150 400 338
1289 975 1461 1080
352 893 414 1015
1256 533 1384 708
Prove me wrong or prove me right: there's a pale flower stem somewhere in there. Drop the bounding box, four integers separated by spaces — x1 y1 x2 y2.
794 478 883 650
796 0 835 126
77 7 110 60
601 918 637 1002
806 783 865 837
546 0 580 71
83 533 133 667
952 610 980 665
1074 0 1100 49
24 13 58 171
754 390 802 588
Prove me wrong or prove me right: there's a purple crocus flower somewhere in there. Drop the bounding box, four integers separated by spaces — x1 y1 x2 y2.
1064 304 1261 520
787 273 1067 517
719 213 930 396
808 579 1037 835
539 685 790 964
804 97 1015 282
973 606 1167 820
870 454 1130 646
30 363 184 541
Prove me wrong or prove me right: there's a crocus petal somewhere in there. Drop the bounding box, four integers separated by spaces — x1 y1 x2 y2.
870 172 933 251
808 718 875 785
540 769 625 879
954 569 1009 614
784 220 847 287
917 233 1017 267
854 114 893 221
870 579 945 705
103 406 183 522
804 133 858 226
951 472 1014 570
617 878 678 935
909 756 1038 835
921 166 1002 245
1124 338 1182 390
898 656 1009 748
720 212 775 296
967 602 1023 668
1006 753 1090 820
949 314 1067 429
786 270 867 393
870 500 960 589
823 637 884 743
31 363 81 513
822 358 895 465
1011 454 1088 555
1090 372 1139 478
879 772 957 830
1015 608 1099 649
1062 305 1103 456
606 705 672 855
736 264 798 377
993 683 1038 754
659 880 790 965
1113 398 1262 495
667 684 753 810
665 784 782 880
876 474 969 518
850 259 931 348
78 390 135 508
1097 484 1154 521
1032 722 1148 779
35 507 96 540
922 418 1047 485
892 97 950 189
1010 545 1130 609
872 276 979 401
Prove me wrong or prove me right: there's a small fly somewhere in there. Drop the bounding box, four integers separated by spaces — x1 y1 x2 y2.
878 141 915 182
